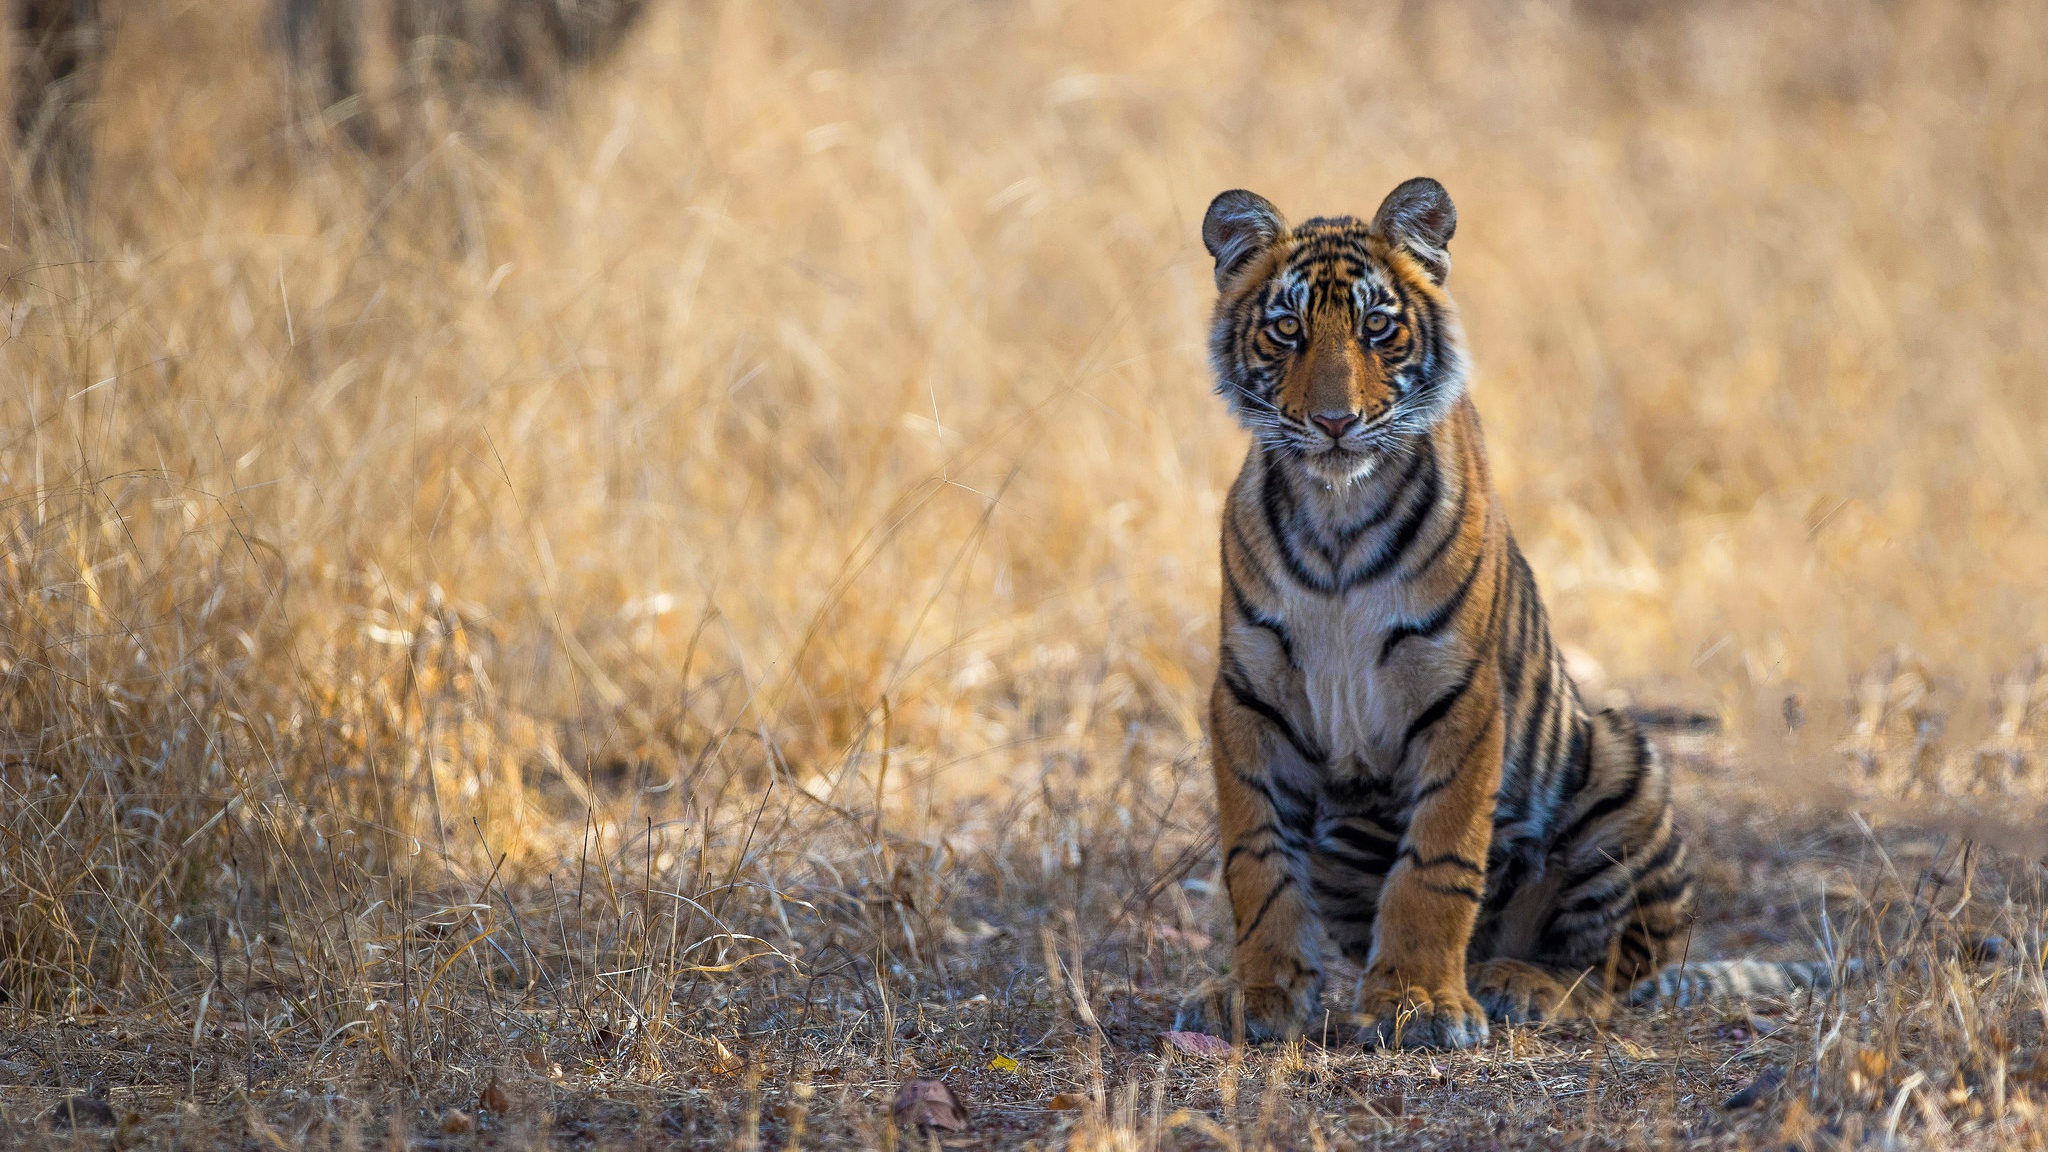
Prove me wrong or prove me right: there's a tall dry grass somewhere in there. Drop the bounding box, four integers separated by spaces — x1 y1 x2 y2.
1 0 2045 1144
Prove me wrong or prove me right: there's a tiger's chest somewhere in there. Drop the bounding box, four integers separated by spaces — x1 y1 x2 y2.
1273 581 1464 778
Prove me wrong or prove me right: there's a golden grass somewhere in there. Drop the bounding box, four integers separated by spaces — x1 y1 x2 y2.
1 0 2045 1146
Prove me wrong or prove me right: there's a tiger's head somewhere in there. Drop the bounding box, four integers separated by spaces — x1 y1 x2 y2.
1204 178 1468 484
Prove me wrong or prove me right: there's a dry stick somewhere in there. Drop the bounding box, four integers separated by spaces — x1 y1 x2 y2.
1060 912 1108 1102
472 819 556 1001
678 772 780 1016
1658 914 1700 1146
872 696 892 849
1578 934 1626 1145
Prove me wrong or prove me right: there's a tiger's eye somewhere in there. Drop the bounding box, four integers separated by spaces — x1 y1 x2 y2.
1364 312 1392 335
1271 316 1301 338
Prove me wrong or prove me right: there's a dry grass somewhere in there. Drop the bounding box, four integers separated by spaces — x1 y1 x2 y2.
1 0 2046 1146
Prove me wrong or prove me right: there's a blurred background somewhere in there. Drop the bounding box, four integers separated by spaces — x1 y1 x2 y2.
0 0 2044 1033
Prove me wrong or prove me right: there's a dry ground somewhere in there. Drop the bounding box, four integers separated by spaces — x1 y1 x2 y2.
1 0 2046 1148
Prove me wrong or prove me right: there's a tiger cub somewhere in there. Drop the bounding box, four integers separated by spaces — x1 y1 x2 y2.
1174 179 1692 1049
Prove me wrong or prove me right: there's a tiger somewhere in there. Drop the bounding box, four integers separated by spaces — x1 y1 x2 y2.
1172 178 1834 1050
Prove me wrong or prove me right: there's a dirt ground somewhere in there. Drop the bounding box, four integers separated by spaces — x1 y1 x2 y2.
3 725 2040 1151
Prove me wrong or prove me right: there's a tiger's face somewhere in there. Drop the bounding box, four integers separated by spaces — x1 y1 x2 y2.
1205 179 1469 484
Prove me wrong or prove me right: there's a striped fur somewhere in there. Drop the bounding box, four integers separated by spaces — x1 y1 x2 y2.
1174 180 1734 1049
1632 958 1855 1008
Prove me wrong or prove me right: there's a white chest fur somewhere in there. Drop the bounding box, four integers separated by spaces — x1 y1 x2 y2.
1278 580 1418 774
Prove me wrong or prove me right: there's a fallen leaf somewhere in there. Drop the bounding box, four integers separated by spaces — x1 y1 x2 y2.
709 1038 745 1075
987 1055 1019 1073
441 1108 475 1134
1614 1039 1658 1060
1047 1092 1087 1110
1847 1047 1889 1097
45 1095 117 1129
1722 1064 1787 1110
521 1046 563 1078
892 1078 970 1132
1162 1031 1233 1060
478 1076 510 1114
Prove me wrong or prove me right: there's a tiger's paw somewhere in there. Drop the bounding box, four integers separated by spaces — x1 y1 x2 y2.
1173 975 1319 1043
1350 971 1490 1050
1468 958 1584 1024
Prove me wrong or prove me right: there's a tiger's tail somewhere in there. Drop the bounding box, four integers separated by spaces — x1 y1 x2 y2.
1629 958 1860 1008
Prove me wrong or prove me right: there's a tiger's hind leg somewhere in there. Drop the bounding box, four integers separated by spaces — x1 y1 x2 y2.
1478 710 1696 1018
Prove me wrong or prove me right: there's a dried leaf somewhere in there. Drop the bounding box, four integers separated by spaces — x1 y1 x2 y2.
1722 1064 1786 1110
892 1078 970 1132
1047 1092 1087 1110
1614 1039 1659 1061
441 1108 475 1134
709 1038 745 1075
987 1055 1019 1073
1847 1047 1890 1097
1162 1031 1233 1060
478 1076 510 1115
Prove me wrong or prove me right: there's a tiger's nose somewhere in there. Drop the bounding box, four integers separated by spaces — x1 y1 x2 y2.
1310 412 1360 439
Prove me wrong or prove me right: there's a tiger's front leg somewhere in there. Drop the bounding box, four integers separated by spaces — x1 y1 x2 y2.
1350 674 1504 1050
1174 678 1325 1042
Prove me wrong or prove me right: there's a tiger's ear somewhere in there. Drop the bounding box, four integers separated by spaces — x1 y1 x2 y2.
1372 177 1457 284
1203 190 1285 290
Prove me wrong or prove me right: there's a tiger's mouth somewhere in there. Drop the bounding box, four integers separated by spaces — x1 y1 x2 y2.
1299 438 1374 481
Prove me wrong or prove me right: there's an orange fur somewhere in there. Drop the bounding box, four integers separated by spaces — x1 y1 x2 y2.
1177 180 1691 1049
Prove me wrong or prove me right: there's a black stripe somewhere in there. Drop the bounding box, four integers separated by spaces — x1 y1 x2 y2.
1227 514 1282 598
1310 875 1365 901
1558 837 1683 914
1636 919 1690 942
1343 448 1443 587
1554 741 1651 848
1326 820 1401 855
1257 460 1330 593
1401 663 1475 755
1225 843 1291 869
1379 546 1485 666
1482 854 1528 913
1225 567 1296 667
1221 664 1326 765
1419 880 1484 902
1401 455 1470 579
1225 820 1296 869
1400 848 1486 876
1628 876 1693 910
1556 716 1591 808
1529 677 1567 778
1331 444 1429 547
1477 538 1509 644
1493 557 1534 712
1228 766 1285 818
1509 659 1553 771
1413 702 1500 805
1323 772 1399 808
1235 877 1297 944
